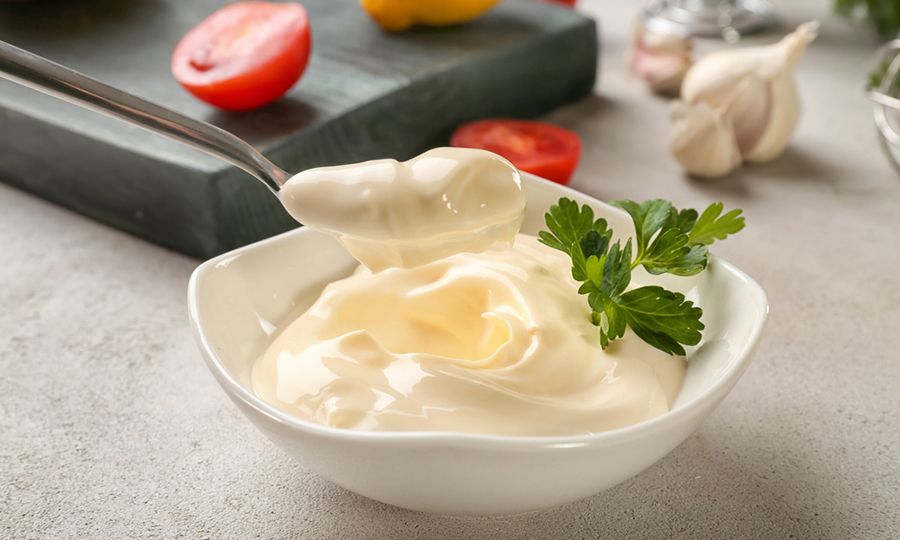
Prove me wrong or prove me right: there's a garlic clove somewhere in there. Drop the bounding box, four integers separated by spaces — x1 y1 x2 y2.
681 47 767 108
671 21 818 174
669 100 742 178
722 73 772 155
631 23 693 95
742 22 818 161
741 65 800 162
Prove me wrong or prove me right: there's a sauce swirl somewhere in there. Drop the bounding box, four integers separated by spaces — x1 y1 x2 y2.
252 236 685 436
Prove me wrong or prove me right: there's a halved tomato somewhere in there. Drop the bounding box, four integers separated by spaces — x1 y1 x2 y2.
172 2 311 111
533 0 577 7
450 119 582 185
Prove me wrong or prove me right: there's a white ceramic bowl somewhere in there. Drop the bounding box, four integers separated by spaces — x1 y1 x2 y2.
188 173 768 516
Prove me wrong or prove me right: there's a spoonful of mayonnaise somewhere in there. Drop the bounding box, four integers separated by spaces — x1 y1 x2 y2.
0 40 525 270
280 148 524 272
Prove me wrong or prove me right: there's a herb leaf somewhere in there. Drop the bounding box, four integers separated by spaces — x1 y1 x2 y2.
618 287 704 356
689 202 745 246
640 228 701 276
539 199 613 282
540 197 743 355
611 199 744 277
609 199 672 263
588 290 626 349
541 198 594 251
602 239 633 299
665 208 699 235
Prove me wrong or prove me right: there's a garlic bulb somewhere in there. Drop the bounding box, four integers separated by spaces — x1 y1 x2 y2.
670 21 819 177
631 22 693 95
670 101 742 178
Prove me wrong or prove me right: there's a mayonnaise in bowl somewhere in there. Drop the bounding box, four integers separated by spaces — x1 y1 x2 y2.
250 148 687 437
188 169 768 515
251 235 686 436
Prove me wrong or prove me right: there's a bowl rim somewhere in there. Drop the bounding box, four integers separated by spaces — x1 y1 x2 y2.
188 175 769 451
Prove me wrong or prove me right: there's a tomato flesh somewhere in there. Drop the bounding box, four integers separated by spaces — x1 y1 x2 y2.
533 0 577 7
450 120 581 185
172 2 311 111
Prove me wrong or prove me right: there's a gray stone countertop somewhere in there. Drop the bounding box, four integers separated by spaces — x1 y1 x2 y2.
2 1 898 538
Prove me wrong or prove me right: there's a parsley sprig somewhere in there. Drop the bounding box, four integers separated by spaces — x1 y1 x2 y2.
538 198 744 356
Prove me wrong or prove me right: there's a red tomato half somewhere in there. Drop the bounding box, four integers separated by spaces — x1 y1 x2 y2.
172 2 311 111
450 120 581 185
533 0 577 7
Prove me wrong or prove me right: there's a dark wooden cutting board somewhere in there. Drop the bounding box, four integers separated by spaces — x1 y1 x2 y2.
0 0 597 258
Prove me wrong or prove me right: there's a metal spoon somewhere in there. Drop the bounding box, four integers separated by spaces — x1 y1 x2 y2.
0 40 528 271
0 39 290 194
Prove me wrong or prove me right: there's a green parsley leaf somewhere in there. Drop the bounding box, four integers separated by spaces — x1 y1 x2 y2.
664 208 699 235
579 255 604 296
609 199 672 263
579 228 611 260
618 287 704 356
540 197 743 356
587 289 626 349
539 199 613 281
640 228 702 276
541 197 595 251
689 202 745 246
601 239 633 299
611 199 744 277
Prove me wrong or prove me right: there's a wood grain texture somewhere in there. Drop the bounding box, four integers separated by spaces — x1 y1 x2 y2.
0 0 597 257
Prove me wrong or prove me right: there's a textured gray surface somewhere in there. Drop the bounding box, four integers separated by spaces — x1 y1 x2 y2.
2 0 899 539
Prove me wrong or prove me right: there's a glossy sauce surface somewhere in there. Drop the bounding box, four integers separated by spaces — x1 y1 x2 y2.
279 147 526 273
251 235 685 436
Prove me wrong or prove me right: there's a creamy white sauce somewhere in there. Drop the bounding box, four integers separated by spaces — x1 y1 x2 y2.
252 147 686 436
252 236 685 436
279 148 526 273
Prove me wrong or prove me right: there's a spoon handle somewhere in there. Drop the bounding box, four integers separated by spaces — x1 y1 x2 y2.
0 39 289 194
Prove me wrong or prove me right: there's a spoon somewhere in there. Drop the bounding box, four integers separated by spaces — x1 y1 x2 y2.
0 39 527 270
0 39 290 194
